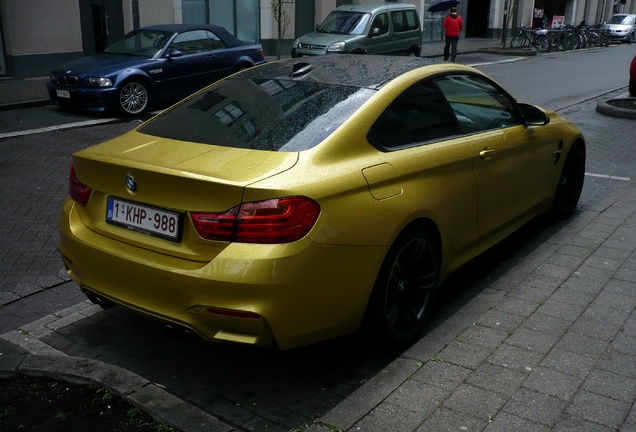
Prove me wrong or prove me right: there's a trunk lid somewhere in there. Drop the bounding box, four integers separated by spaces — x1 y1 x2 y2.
71 129 298 260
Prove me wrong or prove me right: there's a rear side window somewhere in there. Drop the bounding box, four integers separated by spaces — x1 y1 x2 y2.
391 10 419 32
138 78 374 152
171 30 225 54
368 79 460 149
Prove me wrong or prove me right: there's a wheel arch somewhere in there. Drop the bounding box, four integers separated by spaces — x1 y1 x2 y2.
407 44 421 56
549 136 586 220
115 75 154 115
118 73 155 95
566 137 586 159
394 217 443 271
232 56 257 70
361 216 443 345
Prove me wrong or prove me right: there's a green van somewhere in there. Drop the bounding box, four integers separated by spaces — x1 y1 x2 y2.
291 3 422 57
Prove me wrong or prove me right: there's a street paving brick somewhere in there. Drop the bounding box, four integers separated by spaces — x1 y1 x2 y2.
566 391 632 429
464 362 528 396
415 407 485 432
502 388 569 427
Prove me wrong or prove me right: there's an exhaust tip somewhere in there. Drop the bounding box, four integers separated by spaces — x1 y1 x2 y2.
163 323 200 341
82 288 116 310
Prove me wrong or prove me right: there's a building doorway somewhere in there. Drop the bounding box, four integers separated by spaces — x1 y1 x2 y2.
466 0 491 37
534 0 567 27
79 0 125 55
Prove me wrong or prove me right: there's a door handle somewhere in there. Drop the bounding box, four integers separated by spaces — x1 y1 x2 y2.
479 147 498 160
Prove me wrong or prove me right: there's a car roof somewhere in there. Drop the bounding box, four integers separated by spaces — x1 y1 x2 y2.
334 3 417 13
234 54 442 89
136 24 245 47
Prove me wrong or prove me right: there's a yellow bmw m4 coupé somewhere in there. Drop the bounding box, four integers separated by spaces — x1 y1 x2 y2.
58 55 585 350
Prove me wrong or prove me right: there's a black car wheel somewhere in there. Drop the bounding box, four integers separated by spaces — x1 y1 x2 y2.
118 80 150 115
366 226 439 345
550 144 586 220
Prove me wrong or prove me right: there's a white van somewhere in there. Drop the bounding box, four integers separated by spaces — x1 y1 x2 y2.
291 3 422 57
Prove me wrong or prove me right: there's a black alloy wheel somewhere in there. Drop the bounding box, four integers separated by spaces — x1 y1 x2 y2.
367 227 439 345
550 144 586 220
118 80 150 115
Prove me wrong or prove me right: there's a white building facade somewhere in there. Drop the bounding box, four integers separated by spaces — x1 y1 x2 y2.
0 0 633 78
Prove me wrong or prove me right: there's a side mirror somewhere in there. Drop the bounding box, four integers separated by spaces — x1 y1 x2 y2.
166 49 183 59
370 28 380 37
518 102 550 126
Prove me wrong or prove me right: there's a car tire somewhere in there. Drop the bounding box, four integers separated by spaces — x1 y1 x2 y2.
118 80 150 116
365 226 439 346
550 144 585 220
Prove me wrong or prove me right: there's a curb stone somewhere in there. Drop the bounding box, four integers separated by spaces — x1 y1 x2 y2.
596 93 636 120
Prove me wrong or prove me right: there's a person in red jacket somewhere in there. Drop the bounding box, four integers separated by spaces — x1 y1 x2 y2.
443 7 463 62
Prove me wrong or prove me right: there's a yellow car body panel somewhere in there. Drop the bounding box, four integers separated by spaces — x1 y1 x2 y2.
58 55 585 349
60 198 387 349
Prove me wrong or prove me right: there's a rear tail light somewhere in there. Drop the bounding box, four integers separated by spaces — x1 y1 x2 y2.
191 197 320 244
69 164 92 206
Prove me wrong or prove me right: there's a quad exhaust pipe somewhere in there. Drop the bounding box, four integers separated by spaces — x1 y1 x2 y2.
82 287 202 341
163 323 200 341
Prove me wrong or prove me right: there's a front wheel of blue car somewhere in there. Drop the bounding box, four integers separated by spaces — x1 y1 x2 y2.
118 80 150 115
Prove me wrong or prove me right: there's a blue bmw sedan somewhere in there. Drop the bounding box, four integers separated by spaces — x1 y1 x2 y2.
47 24 265 115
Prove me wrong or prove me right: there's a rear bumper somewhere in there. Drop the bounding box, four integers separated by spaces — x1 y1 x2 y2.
58 198 386 350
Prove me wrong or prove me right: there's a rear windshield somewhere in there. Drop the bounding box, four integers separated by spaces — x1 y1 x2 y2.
138 78 374 151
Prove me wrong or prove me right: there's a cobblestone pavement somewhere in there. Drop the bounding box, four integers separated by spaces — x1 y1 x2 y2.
1 43 635 432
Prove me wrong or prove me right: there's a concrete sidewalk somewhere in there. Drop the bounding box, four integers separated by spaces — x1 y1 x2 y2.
1 38 635 432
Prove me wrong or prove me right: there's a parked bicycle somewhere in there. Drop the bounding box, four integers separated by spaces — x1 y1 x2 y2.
550 21 611 51
509 23 549 52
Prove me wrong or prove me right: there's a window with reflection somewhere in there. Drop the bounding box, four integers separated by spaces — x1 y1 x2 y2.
434 74 522 134
181 0 259 43
368 79 460 149
138 77 375 151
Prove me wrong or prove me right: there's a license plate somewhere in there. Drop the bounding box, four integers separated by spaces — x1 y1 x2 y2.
56 89 71 98
106 197 181 241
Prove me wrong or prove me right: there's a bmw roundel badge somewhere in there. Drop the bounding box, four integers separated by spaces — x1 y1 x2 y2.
125 174 137 192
